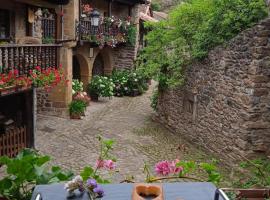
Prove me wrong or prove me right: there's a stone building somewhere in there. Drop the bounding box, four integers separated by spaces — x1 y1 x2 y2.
40 0 146 117
0 0 146 156
0 0 68 156
0 0 149 119
156 18 270 164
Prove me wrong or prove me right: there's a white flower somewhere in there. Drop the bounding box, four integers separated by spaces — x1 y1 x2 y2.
72 89 75 95
124 87 128 91
134 79 138 82
74 175 83 183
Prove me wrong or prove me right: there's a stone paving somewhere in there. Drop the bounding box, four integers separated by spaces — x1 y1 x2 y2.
36 84 210 183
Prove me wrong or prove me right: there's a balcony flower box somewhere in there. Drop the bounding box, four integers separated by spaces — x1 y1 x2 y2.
0 85 16 96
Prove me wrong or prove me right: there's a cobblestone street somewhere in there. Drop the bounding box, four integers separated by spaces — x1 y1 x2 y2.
36 85 210 183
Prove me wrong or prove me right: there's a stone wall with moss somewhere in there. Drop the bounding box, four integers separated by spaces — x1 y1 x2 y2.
156 18 270 164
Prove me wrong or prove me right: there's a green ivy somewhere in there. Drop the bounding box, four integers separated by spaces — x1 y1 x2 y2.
127 26 137 46
138 0 268 89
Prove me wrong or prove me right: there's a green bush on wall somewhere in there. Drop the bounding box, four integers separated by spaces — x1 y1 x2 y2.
138 0 268 89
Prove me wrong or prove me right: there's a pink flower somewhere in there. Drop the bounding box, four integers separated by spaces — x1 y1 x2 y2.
96 159 105 169
96 159 116 170
171 159 183 174
155 161 172 176
155 159 183 176
104 160 116 170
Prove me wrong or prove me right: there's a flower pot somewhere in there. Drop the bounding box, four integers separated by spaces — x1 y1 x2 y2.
130 89 140 97
132 184 164 200
0 85 16 96
90 93 99 101
70 113 81 120
16 84 31 92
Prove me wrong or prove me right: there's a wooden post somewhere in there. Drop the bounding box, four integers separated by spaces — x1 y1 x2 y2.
108 0 112 17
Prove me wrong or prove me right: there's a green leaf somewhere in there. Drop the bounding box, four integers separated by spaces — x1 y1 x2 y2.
80 166 94 181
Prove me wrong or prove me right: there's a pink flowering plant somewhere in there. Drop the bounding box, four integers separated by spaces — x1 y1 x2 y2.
142 159 221 185
65 136 117 199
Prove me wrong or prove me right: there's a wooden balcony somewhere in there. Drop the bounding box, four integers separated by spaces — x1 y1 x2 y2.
79 18 129 46
0 44 61 76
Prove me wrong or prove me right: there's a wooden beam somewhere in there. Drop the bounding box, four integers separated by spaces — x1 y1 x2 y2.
15 0 57 8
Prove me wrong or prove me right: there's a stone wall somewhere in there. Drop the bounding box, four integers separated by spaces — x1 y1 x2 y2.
156 18 270 164
112 45 137 70
36 88 69 118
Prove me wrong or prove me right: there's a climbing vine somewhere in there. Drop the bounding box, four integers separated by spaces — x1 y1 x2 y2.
137 0 268 89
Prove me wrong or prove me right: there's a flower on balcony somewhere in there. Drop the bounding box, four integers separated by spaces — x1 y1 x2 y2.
0 65 67 93
82 4 93 16
82 15 135 48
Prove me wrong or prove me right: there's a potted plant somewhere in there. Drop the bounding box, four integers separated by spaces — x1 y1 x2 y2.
69 100 87 119
87 76 114 101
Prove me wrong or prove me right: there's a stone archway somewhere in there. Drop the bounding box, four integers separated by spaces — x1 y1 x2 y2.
91 48 114 77
72 54 90 90
72 55 81 80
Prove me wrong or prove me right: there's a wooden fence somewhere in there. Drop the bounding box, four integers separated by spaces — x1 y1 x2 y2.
0 44 61 76
0 126 27 157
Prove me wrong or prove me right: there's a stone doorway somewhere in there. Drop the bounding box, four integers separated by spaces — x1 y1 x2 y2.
72 55 81 80
92 53 104 76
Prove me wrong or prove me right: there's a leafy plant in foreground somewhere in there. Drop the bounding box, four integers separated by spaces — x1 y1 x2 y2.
0 149 73 200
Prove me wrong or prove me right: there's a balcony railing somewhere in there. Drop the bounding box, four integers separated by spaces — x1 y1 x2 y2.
0 44 61 76
79 17 132 47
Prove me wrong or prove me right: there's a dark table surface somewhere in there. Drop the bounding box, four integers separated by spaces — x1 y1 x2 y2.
31 182 225 200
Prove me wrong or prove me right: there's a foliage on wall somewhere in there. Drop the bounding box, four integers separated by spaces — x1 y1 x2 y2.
137 0 268 89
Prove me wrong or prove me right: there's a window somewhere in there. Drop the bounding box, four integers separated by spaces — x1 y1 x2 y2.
183 90 198 121
0 9 10 40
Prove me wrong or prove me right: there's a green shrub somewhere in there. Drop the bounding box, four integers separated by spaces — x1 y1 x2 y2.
111 70 129 97
0 149 73 200
69 100 87 115
127 26 137 46
88 76 114 98
151 2 162 11
138 0 268 89
72 79 84 95
234 158 270 188
111 70 149 97
151 89 159 111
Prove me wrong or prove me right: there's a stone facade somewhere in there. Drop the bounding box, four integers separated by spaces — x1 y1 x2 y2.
36 88 69 118
45 0 142 118
112 45 138 70
156 18 270 164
